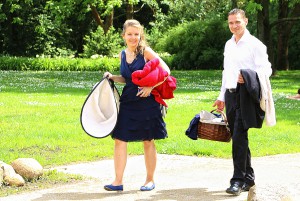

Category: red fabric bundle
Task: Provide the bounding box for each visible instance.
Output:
[131,58,176,106]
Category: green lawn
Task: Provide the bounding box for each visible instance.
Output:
[0,70,299,168]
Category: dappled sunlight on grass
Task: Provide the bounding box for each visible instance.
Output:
[0,71,103,93]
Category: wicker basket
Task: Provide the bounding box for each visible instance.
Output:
[198,110,231,142]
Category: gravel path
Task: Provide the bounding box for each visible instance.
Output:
[1,154,300,201]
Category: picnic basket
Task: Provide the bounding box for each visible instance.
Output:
[198,109,231,142]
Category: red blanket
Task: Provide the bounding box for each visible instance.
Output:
[131,58,176,106]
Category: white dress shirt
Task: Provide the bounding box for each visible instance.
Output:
[217,29,272,101]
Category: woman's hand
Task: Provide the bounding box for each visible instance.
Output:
[136,86,153,97]
[103,72,113,79]
[104,73,126,84]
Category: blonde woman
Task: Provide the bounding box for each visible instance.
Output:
[103,19,170,191]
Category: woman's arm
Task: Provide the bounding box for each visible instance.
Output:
[144,47,171,75]
[111,75,126,83]
[103,52,126,84]
[103,72,126,84]
[137,47,170,97]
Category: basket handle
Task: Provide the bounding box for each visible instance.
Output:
[210,109,228,124]
[210,109,231,134]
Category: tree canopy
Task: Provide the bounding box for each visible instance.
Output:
[0,0,299,70]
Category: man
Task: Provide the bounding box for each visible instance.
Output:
[213,8,272,196]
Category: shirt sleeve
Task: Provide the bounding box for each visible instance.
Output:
[254,41,272,77]
[217,43,229,102]
[217,70,226,102]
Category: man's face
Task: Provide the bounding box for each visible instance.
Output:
[228,13,248,37]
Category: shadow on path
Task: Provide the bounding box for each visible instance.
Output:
[31,188,242,201]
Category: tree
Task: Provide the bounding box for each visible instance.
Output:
[47,0,122,34]
[47,0,159,54]
[272,0,300,70]
[0,0,49,56]
[244,0,300,71]
[253,0,273,70]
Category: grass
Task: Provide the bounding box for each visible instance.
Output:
[0,169,87,197]
[0,70,299,196]
[0,70,299,166]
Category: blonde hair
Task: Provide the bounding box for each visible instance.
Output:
[122,19,147,55]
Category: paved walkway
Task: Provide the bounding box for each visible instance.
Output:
[1,154,300,201]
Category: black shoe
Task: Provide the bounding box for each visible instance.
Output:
[242,182,255,191]
[226,182,242,196]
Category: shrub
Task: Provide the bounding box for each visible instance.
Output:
[81,27,123,58]
[0,57,120,71]
[155,19,231,70]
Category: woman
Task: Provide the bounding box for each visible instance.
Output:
[103,19,170,192]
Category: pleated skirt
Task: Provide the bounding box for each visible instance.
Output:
[111,96,167,142]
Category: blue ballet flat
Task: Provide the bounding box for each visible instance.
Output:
[104,184,123,191]
[140,182,155,191]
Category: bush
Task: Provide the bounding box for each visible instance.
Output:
[81,27,123,58]
[0,57,120,71]
[155,19,231,70]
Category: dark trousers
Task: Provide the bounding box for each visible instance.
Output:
[225,90,255,186]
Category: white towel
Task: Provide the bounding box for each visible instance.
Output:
[257,72,276,126]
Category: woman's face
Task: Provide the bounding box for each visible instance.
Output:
[123,26,141,49]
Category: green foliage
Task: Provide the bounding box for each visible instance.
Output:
[45,0,122,22]
[33,13,75,57]
[155,19,231,70]
[245,0,263,14]
[0,0,75,57]
[0,0,300,70]
[0,57,120,71]
[82,27,123,58]
[150,0,229,33]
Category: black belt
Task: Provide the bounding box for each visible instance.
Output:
[227,88,236,93]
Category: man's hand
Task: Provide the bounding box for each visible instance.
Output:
[238,73,245,83]
[212,100,225,112]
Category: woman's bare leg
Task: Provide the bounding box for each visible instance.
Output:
[111,139,127,185]
[143,140,157,185]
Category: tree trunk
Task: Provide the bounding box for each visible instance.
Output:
[104,12,114,34]
[255,0,274,73]
[126,1,134,19]
[90,4,114,34]
[231,0,238,9]
[276,0,289,70]
[276,1,300,70]
[90,5,104,28]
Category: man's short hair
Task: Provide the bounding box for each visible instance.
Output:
[228,8,246,18]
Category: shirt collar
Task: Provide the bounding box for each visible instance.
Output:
[231,29,251,44]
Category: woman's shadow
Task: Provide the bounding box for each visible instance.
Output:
[31,187,244,201]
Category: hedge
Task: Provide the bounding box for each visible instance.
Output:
[0,56,120,71]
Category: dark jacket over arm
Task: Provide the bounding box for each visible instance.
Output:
[239,69,265,129]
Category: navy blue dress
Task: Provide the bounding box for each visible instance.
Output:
[112,50,167,142]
